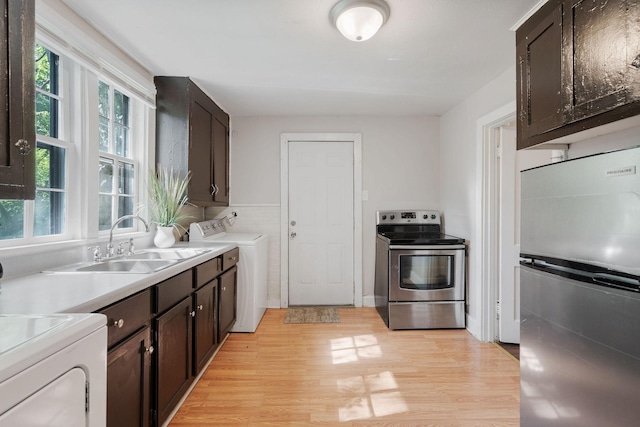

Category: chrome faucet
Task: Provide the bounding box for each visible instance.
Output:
[107,215,150,257]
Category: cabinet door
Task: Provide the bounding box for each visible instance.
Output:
[218,266,237,341]
[107,326,152,427]
[188,96,215,204]
[155,297,193,426]
[212,116,229,204]
[0,0,35,199]
[194,279,218,374]
[563,0,634,121]
[516,1,564,148]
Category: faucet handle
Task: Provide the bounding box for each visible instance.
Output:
[128,237,135,255]
[87,246,102,262]
[116,241,130,256]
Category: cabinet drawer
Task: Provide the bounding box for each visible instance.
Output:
[222,247,240,271]
[194,257,222,289]
[155,270,193,314]
[98,289,151,349]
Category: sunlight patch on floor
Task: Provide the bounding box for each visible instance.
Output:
[336,370,408,421]
[330,334,382,364]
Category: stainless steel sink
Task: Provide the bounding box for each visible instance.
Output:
[125,248,209,261]
[43,247,210,274]
[75,259,177,273]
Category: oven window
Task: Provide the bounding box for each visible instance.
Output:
[399,255,453,290]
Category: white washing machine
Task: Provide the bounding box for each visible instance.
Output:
[190,220,268,332]
[0,313,107,426]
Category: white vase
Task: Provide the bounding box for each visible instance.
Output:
[154,226,176,248]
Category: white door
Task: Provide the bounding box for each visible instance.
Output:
[498,125,520,343]
[288,141,354,306]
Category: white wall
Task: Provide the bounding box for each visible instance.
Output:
[206,116,441,307]
[439,66,517,337]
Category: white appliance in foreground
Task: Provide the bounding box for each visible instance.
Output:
[190,220,268,332]
[0,313,107,426]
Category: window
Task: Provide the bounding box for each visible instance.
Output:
[98,81,136,231]
[0,27,152,249]
[0,44,65,241]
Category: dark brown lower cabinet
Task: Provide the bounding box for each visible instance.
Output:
[155,297,193,426]
[106,326,152,427]
[194,279,218,375]
[218,265,237,341]
[101,250,238,426]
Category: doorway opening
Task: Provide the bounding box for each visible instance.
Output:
[280,133,363,308]
[477,102,518,344]
[478,102,557,345]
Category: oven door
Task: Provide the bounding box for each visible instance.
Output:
[388,246,465,302]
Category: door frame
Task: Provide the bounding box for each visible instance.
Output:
[280,133,363,308]
[476,102,516,342]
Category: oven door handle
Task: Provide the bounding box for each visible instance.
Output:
[388,244,466,251]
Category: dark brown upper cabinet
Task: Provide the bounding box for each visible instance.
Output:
[517,1,564,147]
[155,76,229,206]
[563,0,640,122]
[0,0,36,199]
[516,0,640,149]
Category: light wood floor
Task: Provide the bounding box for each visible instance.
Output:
[170,308,520,426]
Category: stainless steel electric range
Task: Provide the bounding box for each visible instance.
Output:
[374,210,466,329]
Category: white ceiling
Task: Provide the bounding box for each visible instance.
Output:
[60,0,541,117]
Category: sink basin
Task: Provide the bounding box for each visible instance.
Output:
[44,259,178,274]
[75,259,177,273]
[125,248,209,261]
[42,247,210,274]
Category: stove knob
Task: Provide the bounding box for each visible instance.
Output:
[431,214,436,219]
[423,214,428,219]
[383,215,388,220]
[390,215,395,220]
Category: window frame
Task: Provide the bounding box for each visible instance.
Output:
[0,35,154,252]
[97,79,140,234]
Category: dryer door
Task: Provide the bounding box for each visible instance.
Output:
[0,367,87,426]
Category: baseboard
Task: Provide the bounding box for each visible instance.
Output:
[268,298,282,309]
[362,295,375,307]
[466,314,482,340]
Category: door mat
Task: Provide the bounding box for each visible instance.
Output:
[284,307,341,324]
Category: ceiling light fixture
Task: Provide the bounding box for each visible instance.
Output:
[330,0,390,42]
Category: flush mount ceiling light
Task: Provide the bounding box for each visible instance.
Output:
[330,0,390,42]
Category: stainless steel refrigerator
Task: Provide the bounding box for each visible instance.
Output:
[520,146,640,427]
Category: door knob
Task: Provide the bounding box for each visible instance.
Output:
[290,232,297,239]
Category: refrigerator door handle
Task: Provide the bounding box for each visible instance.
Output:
[591,274,640,293]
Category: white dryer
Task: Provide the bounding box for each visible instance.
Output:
[190,220,268,332]
[0,313,107,426]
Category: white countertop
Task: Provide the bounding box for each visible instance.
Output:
[0,242,237,315]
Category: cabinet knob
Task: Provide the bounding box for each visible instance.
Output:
[222,286,226,291]
[15,139,31,155]
[190,310,196,317]
[111,318,125,328]
[198,304,204,311]
[145,345,154,355]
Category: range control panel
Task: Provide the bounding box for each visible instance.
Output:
[376,210,441,225]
